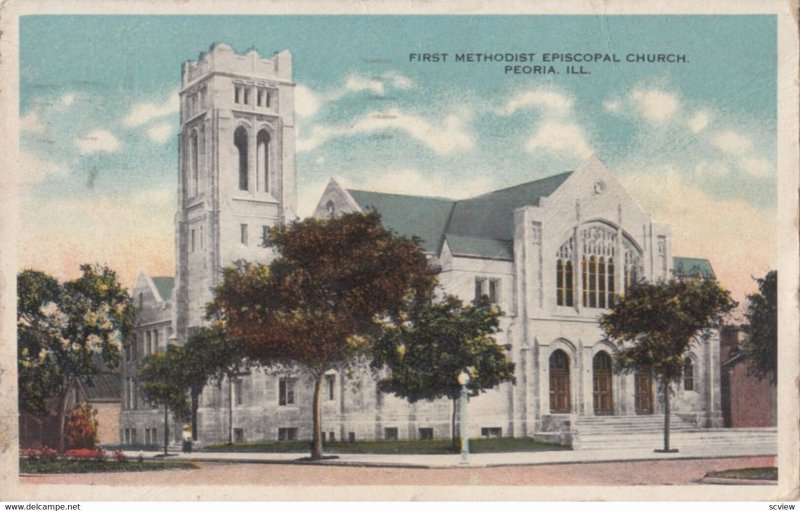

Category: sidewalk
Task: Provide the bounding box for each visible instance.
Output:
[122,441,776,469]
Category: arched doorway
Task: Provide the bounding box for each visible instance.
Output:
[634,371,654,414]
[549,350,570,413]
[592,352,614,415]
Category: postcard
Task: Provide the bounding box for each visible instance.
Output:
[1,0,797,504]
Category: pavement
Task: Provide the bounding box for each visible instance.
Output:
[121,441,777,469]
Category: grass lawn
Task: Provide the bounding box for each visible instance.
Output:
[706,467,778,481]
[20,458,198,474]
[204,437,568,454]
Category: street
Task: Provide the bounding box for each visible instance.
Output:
[21,456,774,486]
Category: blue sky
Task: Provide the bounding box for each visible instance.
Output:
[18,15,777,304]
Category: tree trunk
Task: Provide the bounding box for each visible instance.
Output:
[663,377,671,452]
[451,397,458,446]
[191,386,199,441]
[311,372,324,460]
[164,405,169,456]
[228,376,233,445]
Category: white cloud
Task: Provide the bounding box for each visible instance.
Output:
[740,157,771,178]
[694,161,730,177]
[295,84,321,117]
[603,98,623,114]
[123,92,179,127]
[629,89,679,123]
[712,130,754,155]
[525,120,593,158]
[497,90,573,116]
[297,108,474,155]
[344,75,386,96]
[61,94,76,108]
[18,152,70,185]
[688,110,709,133]
[75,129,121,155]
[20,109,44,133]
[146,123,174,143]
[622,168,774,305]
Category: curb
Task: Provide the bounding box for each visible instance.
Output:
[699,476,777,486]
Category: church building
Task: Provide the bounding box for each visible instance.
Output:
[120,43,722,449]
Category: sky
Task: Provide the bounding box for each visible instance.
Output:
[18,15,777,308]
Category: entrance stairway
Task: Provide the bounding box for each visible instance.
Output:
[572,415,776,453]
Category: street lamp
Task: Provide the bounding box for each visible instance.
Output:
[457,370,471,465]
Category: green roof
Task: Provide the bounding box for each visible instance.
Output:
[347,190,455,253]
[673,257,715,279]
[151,276,175,302]
[347,172,572,260]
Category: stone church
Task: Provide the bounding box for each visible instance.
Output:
[120,43,722,449]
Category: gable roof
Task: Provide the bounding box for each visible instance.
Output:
[151,276,175,302]
[346,171,572,260]
[673,257,715,279]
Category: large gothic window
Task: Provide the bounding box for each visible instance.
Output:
[555,224,643,309]
[256,130,270,193]
[235,126,248,191]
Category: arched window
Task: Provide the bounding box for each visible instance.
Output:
[556,236,574,306]
[580,225,616,309]
[325,200,335,218]
[256,130,270,193]
[234,126,248,191]
[190,131,199,197]
[549,350,570,413]
[683,358,695,391]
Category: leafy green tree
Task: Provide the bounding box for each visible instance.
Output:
[17,270,62,416]
[372,294,515,442]
[138,345,191,455]
[743,270,777,384]
[600,278,735,452]
[209,211,434,459]
[181,325,246,443]
[17,265,134,451]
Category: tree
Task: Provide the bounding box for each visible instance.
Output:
[743,270,777,384]
[372,294,515,443]
[181,325,246,443]
[209,211,434,459]
[64,402,99,450]
[138,345,191,455]
[599,278,735,452]
[17,265,134,451]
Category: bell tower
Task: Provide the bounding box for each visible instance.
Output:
[174,43,296,342]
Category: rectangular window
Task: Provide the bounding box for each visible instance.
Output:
[257,89,264,107]
[279,378,296,406]
[488,278,500,304]
[200,226,204,249]
[145,428,151,445]
[234,428,244,443]
[145,331,152,355]
[191,228,196,252]
[474,277,486,302]
[348,432,356,442]
[329,431,335,442]
[153,330,159,353]
[234,85,241,104]
[481,427,502,438]
[326,374,335,401]
[131,428,137,445]
[124,428,130,445]
[243,87,250,105]
[151,428,157,445]
[384,427,398,440]
[278,427,297,441]
[262,225,270,247]
[418,428,434,440]
[240,224,248,246]
[234,379,243,406]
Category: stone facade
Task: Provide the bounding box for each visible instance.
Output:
[121,43,723,448]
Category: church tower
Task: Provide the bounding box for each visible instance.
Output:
[174,43,296,342]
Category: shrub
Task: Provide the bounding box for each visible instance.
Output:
[113,450,127,463]
[64,402,99,450]
[65,448,105,460]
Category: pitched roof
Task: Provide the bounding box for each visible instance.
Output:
[673,257,715,279]
[151,276,175,302]
[346,172,572,259]
[82,372,121,402]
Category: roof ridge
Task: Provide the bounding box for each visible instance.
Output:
[347,188,456,203]
[458,171,573,202]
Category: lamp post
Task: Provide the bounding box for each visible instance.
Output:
[457,370,470,465]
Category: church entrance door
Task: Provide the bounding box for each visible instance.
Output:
[592,352,614,415]
[549,350,570,413]
[634,372,654,414]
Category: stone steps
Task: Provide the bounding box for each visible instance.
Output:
[573,427,777,451]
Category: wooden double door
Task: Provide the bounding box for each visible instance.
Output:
[592,352,614,415]
[635,371,654,414]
